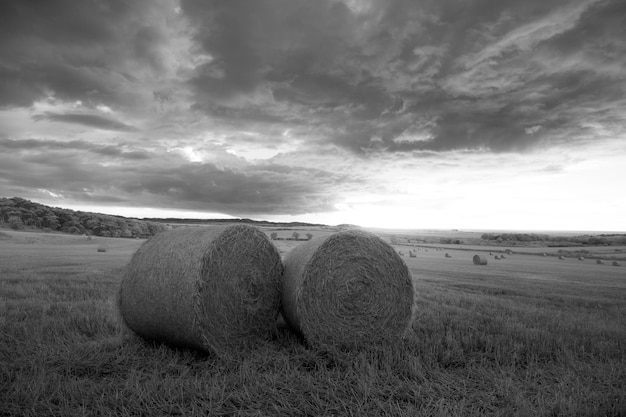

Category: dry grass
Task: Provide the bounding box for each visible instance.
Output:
[2,228,626,416]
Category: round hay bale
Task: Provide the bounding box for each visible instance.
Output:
[97,244,108,253]
[473,255,488,265]
[596,259,603,264]
[494,255,500,260]
[612,261,621,267]
[445,253,451,258]
[558,255,565,260]
[118,225,282,356]
[578,256,585,261]
[281,230,414,349]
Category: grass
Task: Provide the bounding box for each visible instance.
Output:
[1,229,626,416]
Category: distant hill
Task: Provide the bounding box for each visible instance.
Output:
[0,197,328,238]
[0,197,166,238]
[144,217,326,228]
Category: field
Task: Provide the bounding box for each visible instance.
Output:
[1,227,626,416]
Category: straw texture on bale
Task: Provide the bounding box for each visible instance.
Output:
[473,255,488,265]
[118,225,282,356]
[281,230,414,349]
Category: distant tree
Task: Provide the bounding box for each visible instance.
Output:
[292,232,300,240]
[306,233,313,240]
[8,216,24,230]
[270,232,278,240]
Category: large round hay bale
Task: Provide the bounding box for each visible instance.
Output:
[281,230,414,349]
[118,225,282,356]
[473,255,488,265]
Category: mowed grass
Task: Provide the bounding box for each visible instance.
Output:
[1,230,626,416]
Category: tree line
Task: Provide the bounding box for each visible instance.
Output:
[0,197,166,238]
[480,232,626,246]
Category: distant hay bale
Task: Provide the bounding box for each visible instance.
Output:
[578,256,585,261]
[473,255,488,265]
[500,255,506,259]
[596,259,603,264]
[612,261,621,267]
[558,255,565,260]
[445,253,451,258]
[542,253,547,257]
[409,251,417,258]
[118,225,283,356]
[281,230,414,349]
[97,244,108,253]
[489,252,493,255]
[494,255,500,260]
[505,249,513,255]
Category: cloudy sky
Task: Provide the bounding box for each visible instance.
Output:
[1,0,625,231]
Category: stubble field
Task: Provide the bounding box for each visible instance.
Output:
[1,227,625,416]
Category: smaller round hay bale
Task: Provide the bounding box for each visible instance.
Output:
[578,256,585,261]
[445,253,451,258]
[281,230,413,349]
[558,255,565,260]
[473,255,488,265]
[613,261,621,267]
[505,249,513,255]
[501,255,506,259]
[494,255,500,260]
[97,244,108,253]
[596,259,603,264]
[489,252,493,255]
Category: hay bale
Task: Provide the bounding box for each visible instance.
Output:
[558,255,565,260]
[596,259,603,264]
[118,225,282,356]
[281,230,414,349]
[494,255,500,260]
[613,261,621,267]
[473,255,488,265]
[578,256,585,261]
[445,253,451,258]
[97,244,108,253]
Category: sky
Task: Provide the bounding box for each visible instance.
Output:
[1,0,625,231]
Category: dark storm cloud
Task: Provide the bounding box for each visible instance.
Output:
[0,0,172,109]
[33,112,139,132]
[180,0,626,153]
[0,138,345,215]
[0,138,149,160]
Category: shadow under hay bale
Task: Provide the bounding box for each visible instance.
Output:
[472,255,488,265]
[118,225,283,357]
[281,230,414,350]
